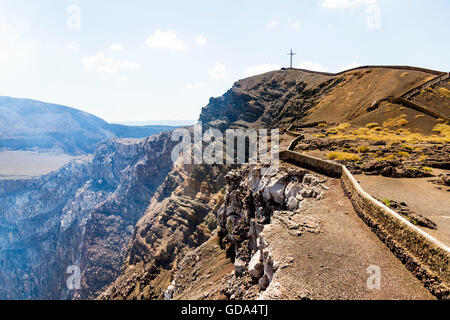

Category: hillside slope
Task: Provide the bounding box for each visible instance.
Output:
[100,66,448,300]
[200,66,448,133]
[0,66,448,300]
[0,96,176,154]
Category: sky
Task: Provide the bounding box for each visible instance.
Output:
[0,0,449,123]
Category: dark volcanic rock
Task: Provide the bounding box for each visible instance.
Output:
[0,133,176,299]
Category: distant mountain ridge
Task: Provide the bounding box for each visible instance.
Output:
[0,96,177,154]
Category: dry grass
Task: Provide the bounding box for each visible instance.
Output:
[357,146,370,153]
[433,123,450,136]
[438,87,450,98]
[327,123,351,135]
[397,151,410,158]
[366,123,379,129]
[327,151,360,161]
[325,123,450,144]
[383,114,409,128]
[376,154,397,162]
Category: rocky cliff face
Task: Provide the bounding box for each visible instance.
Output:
[1,67,445,300]
[199,70,335,129]
[0,133,176,299]
[98,161,232,300]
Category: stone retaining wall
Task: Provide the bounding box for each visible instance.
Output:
[392,97,450,122]
[341,167,450,299]
[402,72,450,100]
[280,148,450,299]
[280,150,342,178]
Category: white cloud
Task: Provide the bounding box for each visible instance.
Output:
[185,82,206,89]
[297,61,328,72]
[82,53,141,75]
[322,0,381,30]
[195,35,207,46]
[321,0,376,9]
[338,62,362,72]
[67,42,80,51]
[110,44,124,51]
[209,63,227,80]
[267,21,278,28]
[146,30,187,52]
[244,63,281,77]
[0,20,39,67]
[291,21,302,32]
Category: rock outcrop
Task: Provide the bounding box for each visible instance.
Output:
[214,165,326,299]
[0,133,176,299]
[98,162,231,300]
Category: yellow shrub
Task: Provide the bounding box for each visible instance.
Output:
[376,154,397,161]
[401,144,414,150]
[366,123,379,129]
[357,146,370,153]
[433,124,450,137]
[383,114,409,128]
[397,151,410,158]
[327,152,360,161]
[327,123,351,134]
[439,87,450,98]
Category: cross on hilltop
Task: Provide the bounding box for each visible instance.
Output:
[287,49,296,69]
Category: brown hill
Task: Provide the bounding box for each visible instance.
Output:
[200,66,449,134]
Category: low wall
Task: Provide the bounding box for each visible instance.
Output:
[341,167,450,299]
[392,97,450,122]
[401,72,449,99]
[280,150,342,178]
[286,135,304,152]
[280,147,450,299]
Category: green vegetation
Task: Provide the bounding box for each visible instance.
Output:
[382,199,392,208]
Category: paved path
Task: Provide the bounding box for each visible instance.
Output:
[264,166,435,299]
[356,174,450,246]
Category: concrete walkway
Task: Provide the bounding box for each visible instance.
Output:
[263,166,435,299]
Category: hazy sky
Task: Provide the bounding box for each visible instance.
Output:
[0,0,449,123]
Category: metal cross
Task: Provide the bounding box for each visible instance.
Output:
[287,49,296,69]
